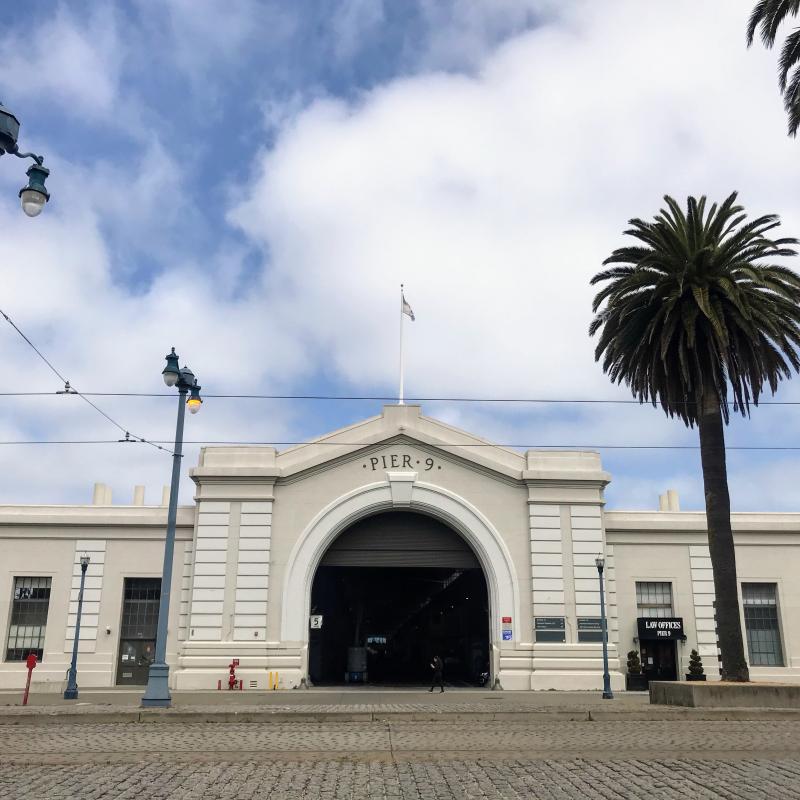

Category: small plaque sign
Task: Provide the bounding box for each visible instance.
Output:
[535,617,565,630]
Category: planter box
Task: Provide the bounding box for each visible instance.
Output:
[686,674,706,682]
[626,674,649,692]
[650,681,800,708]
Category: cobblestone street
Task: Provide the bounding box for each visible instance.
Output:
[2,719,800,798]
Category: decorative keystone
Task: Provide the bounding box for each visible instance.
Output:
[386,471,417,507]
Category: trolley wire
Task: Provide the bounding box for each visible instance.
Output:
[0,391,798,405]
[0,439,796,451]
[0,308,172,455]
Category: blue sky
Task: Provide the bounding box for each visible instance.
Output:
[0,0,799,510]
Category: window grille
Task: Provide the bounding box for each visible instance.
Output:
[742,583,783,667]
[6,577,52,661]
[120,578,161,639]
[635,581,674,618]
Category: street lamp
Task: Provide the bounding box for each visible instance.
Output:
[141,348,202,708]
[595,555,614,700]
[0,102,50,217]
[64,555,90,700]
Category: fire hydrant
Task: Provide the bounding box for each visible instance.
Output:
[228,658,239,690]
[22,652,37,705]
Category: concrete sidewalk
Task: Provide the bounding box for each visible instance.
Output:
[2,688,800,723]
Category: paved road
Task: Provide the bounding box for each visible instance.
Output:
[2,719,800,798]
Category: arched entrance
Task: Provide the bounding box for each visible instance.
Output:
[280,477,521,688]
[308,511,490,685]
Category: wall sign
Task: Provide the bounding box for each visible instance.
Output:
[364,454,441,471]
[502,617,512,624]
[535,616,565,643]
[535,617,564,630]
[577,617,604,643]
[502,630,513,641]
[637,617,684,640]
[310,615,324,630]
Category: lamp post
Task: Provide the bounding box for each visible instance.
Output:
[64,555,90,700]
[0,102,50,217]
[141,348,202,708]
[595,555,614,700]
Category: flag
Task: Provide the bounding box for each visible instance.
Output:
[402,293,415,321]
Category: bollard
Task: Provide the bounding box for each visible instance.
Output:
[217,679,221,691]
[239,678,243,690]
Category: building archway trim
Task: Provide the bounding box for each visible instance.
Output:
[280,478,521,647]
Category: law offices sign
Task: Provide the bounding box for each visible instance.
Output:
[637,617,685,641]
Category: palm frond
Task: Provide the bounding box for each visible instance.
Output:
[590,193,800,426]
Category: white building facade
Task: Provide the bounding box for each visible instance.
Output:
[1,405,798,692]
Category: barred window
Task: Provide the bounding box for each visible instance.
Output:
[6,577,52,661]
[636,582,674,618]
[742,583,783,667]
[120,578,161,640]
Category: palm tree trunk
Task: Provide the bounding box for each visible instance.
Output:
[697,388,750,682]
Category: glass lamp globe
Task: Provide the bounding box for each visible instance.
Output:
[20,188,46,217]
[162,371,179,387]
[187,396,202,414]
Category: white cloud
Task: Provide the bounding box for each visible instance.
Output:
[0,7,123,116]
[230,0,800,508]
[0,0,799,513]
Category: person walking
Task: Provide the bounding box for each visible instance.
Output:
[429,655,444,693]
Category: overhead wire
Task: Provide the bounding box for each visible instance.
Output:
[0,308,172,455]
[0,439,795,450]
[0,391,797,405]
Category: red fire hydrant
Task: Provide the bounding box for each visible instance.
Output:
[22,652,37,706]
[228,658,239,690]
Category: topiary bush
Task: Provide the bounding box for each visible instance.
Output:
[688,649,704,677]
[627,649,642,675]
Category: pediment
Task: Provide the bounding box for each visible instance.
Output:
[191,404,609,488]
[275,405,525,482]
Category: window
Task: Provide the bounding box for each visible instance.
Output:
[636,582,674,618]
[742,583,783,667]
[6,577,52,661]
[120,578,161,640]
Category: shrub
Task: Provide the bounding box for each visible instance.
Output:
[627,649,642,675]
[688,649,704,677]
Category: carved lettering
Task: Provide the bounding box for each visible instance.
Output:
[363,453,440,472]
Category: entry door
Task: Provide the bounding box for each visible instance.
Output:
[117,639,155,685]
[640,640,677,681]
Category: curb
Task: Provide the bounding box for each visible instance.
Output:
[2,707,800,725]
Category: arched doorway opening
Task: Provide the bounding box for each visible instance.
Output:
[308,510,490,686]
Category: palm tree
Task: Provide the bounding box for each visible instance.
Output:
[590,192,800,682]
[747,0,800,136]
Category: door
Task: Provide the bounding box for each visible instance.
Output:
[116,577,161,685]
[116,639,155,685]
[640,640,677,682]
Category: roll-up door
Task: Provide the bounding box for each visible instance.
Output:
[320,511,478,568]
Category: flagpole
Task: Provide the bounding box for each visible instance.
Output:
[399,283,405,405]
